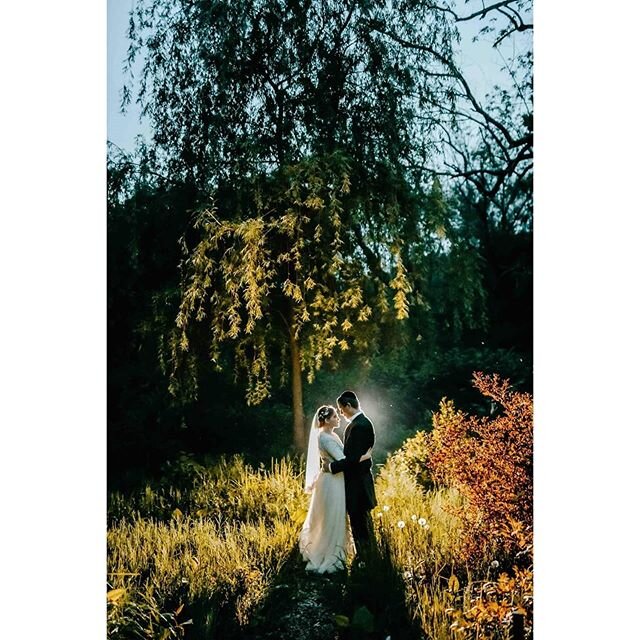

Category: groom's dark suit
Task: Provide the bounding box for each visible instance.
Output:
[328,412,377,554]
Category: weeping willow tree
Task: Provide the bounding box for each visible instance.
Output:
[171,153,412,449]
[122,0,471,449]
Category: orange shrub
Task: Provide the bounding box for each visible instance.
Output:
[426,372,533,560]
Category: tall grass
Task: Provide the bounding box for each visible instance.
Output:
[108,517,299,636]
[370,456,469,639]
[370,455,531,640]
[108,455,307,525]
[107,456,307,638]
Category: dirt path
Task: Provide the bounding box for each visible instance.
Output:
[243,557,346,640]
[239,546,421,640]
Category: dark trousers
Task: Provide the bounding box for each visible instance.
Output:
[347,507,374,557]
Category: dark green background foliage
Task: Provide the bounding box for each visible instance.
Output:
[108,0,532,489]
[108,170,531,486]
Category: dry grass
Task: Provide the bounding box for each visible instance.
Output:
[107,456,307,638]
[108,409,532,640]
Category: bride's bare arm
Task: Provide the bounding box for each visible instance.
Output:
[359,447,372,462]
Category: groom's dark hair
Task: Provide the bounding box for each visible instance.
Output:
[337,390,359,409]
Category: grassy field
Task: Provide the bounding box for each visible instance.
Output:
[108,458,531,639]
[108,377,532,639]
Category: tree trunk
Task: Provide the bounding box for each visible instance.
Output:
[289,322,305,452]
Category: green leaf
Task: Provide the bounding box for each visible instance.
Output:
[334,614,350,628]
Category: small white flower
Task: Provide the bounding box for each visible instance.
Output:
[418,518,427,526]
[411,514,418,521]
[403,571,413,580]
[397,520,406,529]
[383,505,390,512]
[490,560,499,569]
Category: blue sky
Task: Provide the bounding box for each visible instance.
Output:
[108,0,143,150]
[107,0,530,151]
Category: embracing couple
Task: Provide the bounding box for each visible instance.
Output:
[298,390,378,573]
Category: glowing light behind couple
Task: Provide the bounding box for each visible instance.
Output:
[307,389,392,449]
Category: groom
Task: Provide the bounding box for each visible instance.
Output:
[323,390,377,557]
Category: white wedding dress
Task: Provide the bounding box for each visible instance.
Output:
[299,431,354,573]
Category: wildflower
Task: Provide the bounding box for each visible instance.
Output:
[383,505,390,512]
[418,517,427,526]
[411,514,418,521]
[403,571,413,580]
[376,512,383,519]
[490,560,499,569]
[397,520,406,529]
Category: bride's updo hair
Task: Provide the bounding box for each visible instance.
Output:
[316,405,336,426]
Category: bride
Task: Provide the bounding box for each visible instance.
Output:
[299,405,371,573]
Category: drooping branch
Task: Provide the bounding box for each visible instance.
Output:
[491,4,533,48]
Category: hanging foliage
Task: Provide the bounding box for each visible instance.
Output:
[170,152,412,406]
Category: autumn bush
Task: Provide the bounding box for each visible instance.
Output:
[410,371,533,561]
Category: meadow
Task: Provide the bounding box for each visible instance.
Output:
[107,374,532,639]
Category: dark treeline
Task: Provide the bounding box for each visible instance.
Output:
[108,0,532,489]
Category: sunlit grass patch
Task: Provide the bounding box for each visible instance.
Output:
[108,455,308,525]
[374,455,467,569]
[107,455,308,638]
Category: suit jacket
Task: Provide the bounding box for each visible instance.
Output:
[330,413,378,513]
